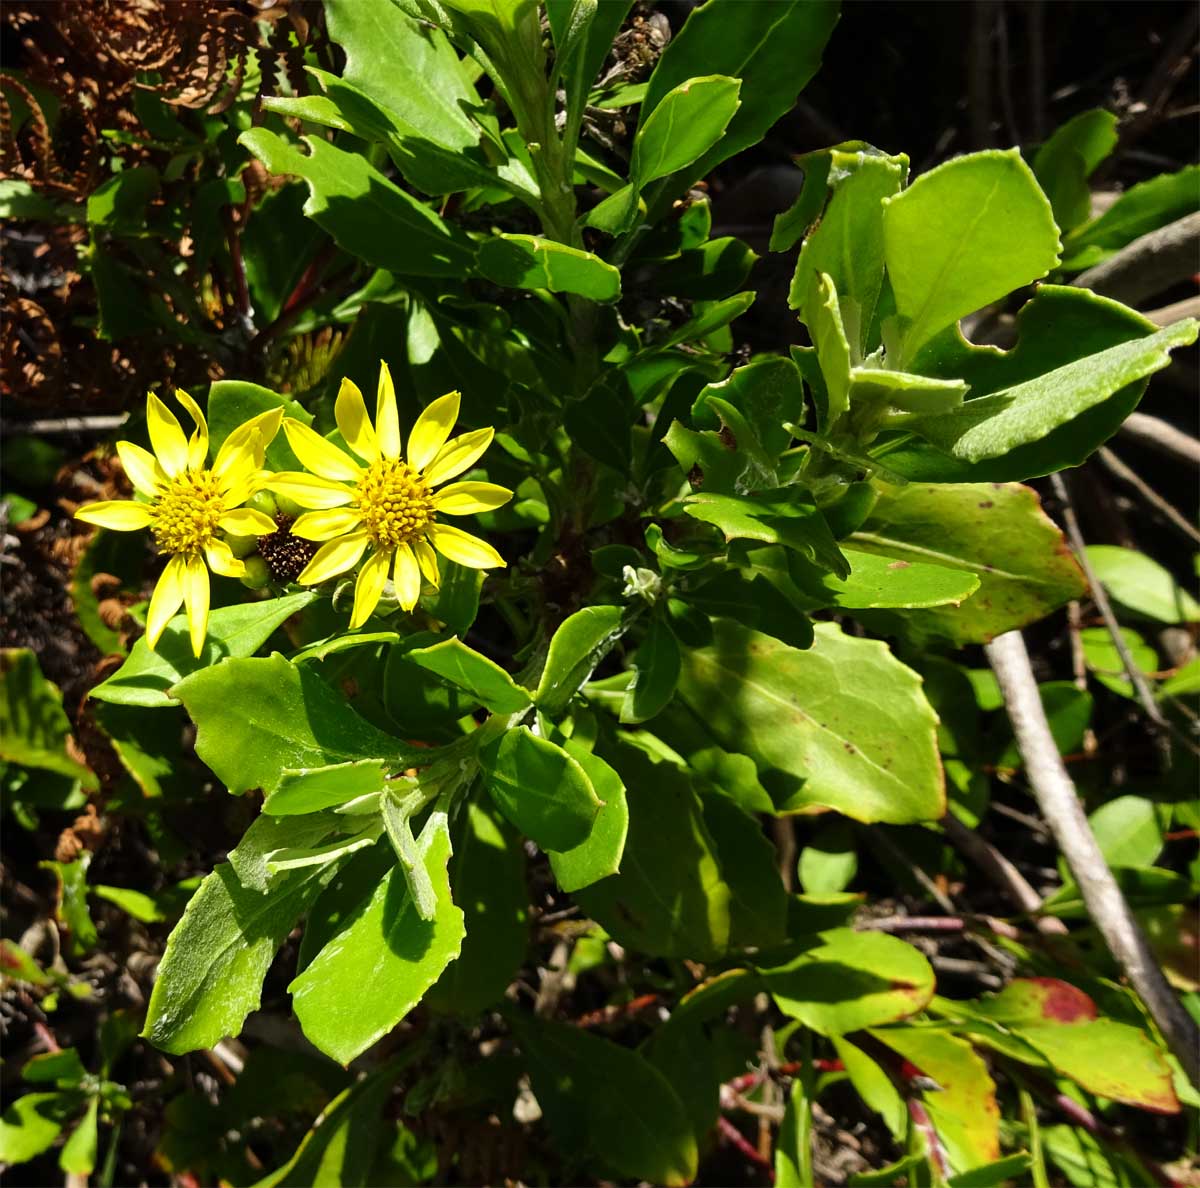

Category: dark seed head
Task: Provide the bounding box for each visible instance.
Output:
[256,515,319,584]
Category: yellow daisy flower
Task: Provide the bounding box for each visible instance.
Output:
[267,362,511,629]
[75,390,284,657]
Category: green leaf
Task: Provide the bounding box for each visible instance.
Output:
[535,605,624,718]
[646,235,758,301]
[909,319,1198,463]
[883,149,1061,365]
[477,234,621,301]
[58,1096,98,1175]
[574,739,731,958]
[547,740,629,892]
[427,801,527,1015]
[798,821,858,894]
[289,817,465,1064]
[762,929,934,1034]
[379,792,438,920]
[870,1027,1001,1173]
[406,637,532,713]
[1041,1125,1122,1188]
[850,367,968,415]
[631,75,741,186]
[90,884,174,924]
[207,382,313,472]
[94,703,193,798]
[511,1014,698,1186]
[0,649,95,787]
[972,977,1098,1026]
[1016,1020,1179,1113]
[849,482,1086,647]
[478,725,601,851]
[620,618,681,724]
[948,1154,1034,1188]
[1085,545,1200,624]
[788,149,908,353]
[678,619,945,824]
[0,1093,68,1164]
[662,290,756,347]
[692,356,806,460]
[832,1037,906,1140]
[1062,164,1200,269]
[787,546,981,610]
[1032,108,1118,234]
[887,286,1158,482]
[239,129,475,278]
[87,165,159,229]
[640,0,838,193]
[807,273,853,426]
[1040,866,1194,918]
[775,1077,810,1188]
[1086,796,1164,869]
[41,858,98,957]
[143,862,333,1054]
[429,560,483,635]
[264,760,390,816]
[251,1062,401,1188]
[324,0,480,149]
[173,654,405,795]
[683,488,849,578]
[1081,625,1157,700]
[23,1049,88,1086]
[90,593,316,708]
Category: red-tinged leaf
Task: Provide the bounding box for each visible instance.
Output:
[974,977,1098,1025]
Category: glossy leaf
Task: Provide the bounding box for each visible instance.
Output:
[207,381,312,472]
[535,605,624,718]
[290,817,465,1064]
[678,619,945,824]
[787,546,981,610]
[547,740,629,892]
[973,977,1098,1026]
[406,637,532,713]
[691,355,806,459]
[871,1027,1001,1173]
[620,618,681,724]
[0,1093,67,1164]
[1032,108,1118,234]
[631,75,741,185]
[850,482,1086,647]
[511,1013,698,1186]
[909,319,1198,463]
[263,760,390,816]
[478,726,601,851]
[174,654,406,795]
[574,740,731,958]
[641,0,838,192]
[58,1096,98,1175]
[477,234,621,301]
[240,129,475,278]
[427,801,527,1015]
[1085,545,1200,624]
[762,929,934,1034]
[143,862,333,1054]
[90,592,316,708]
[0,649,95,787]
[1086,796,1163,869]
[883,150,1060,366]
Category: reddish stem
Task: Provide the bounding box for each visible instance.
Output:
[717,1115,775,1181]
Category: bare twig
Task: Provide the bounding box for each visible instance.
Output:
[968,0,998,149]
[941,813,1069,936]
[7,415,129,435]
[1095,448,1200,545]
[1072,212,1200,306]
[1145,294,1200,328]
[1119,413,1200,466]
[985,629,1200,1087]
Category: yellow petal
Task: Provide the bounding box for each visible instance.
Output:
[145,554,187,650]
[392,542,422,611]
[413,537,440,586]
[146,391,190,477]
[335,377,379,464]
[351,547,391,629]
[375,361,402,460]
[183,552,210,658]
[218,508,277,536]
[430,523,505,569]
[291,507,364,541]
[297,531,370,585]
[175,388,210,471]
[215,407,284,476]
[422,427,495,487]
[407,390,460,472]
[282,420,363,482]
[267,472,355,509]
[74,500,153,531]
[205,539,246,578]
[431,481,512,516]
[116,441,167,497]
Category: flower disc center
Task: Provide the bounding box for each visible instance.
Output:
[151,471,225,554]
[355,459,434,549]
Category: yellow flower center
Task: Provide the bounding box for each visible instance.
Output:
[354,458,434,549]
[150,470,225,555]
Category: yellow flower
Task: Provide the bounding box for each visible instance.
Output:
[267,362,511,629]
[75,390,284,657]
